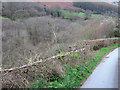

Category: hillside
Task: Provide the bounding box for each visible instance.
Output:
[73,2,118,14]
[2,2,118,21]
[40,2,78,9]
[1,2,120,88]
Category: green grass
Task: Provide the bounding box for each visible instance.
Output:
[61,10,85,19]
[29,43,119,88]
[61,10,79,19]
[88,43,118,70]
[0,16,15,21]
[91,14,102,18]
[61,10,101,19]
[78,12,85,18]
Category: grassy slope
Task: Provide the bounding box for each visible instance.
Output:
[0,16,15,21]
[0,10,102,21]
[61,10,102,19]
[30,43,119,88]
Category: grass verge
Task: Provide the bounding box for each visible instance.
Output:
[29,43,119,88]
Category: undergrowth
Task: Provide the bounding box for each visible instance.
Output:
[29,43,119,88]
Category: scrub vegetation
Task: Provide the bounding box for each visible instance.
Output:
[1,2,120,88]
[30,43,119,88]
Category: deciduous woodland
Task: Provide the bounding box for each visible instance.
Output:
[1,2,120,88]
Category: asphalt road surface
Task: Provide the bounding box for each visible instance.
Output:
[81,47,119,88]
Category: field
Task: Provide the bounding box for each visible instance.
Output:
[61,10,102,19]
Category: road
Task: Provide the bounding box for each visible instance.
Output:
[81,47,119,88]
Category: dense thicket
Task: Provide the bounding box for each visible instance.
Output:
[2,2,46,20]
[2,2,119,69]
[2,16,118,68]
[73,2,118,15]
[2,2,63,20]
